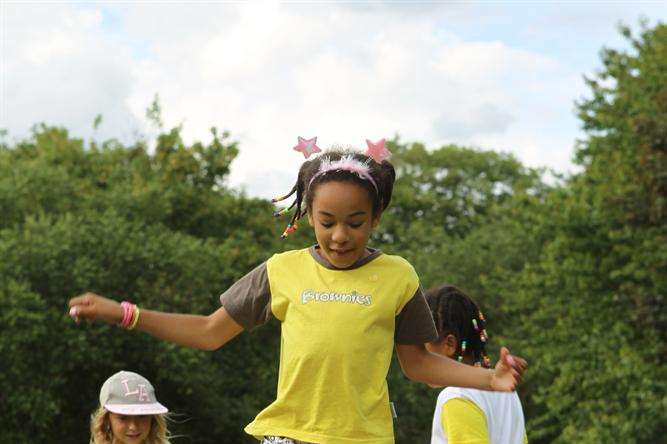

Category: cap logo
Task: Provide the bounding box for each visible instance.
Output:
[121,378,150,401]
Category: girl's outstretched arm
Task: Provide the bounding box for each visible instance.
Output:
[395,343,527,391]
[68,292,244,351]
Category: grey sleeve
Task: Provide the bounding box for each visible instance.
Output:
[219,262,272,330]
[395,286,439,344]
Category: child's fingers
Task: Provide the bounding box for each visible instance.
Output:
[499,346,515,368]
[69,292,96,308]
[68,294,89,323]
[500,375,517,392]
[507,355,528,378]
[69,294,125,325]
[513,356,528,373]
[69,302,96,320]
[68,306,80,324]
[68,292,105,322]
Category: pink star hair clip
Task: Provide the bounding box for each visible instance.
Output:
[293,136,321,159]
[365,138,391,163]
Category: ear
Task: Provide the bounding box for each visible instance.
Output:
[442,334,458,358]
[307,212,314,227]
[425,334,457,358]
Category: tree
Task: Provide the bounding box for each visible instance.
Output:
[503,22,667,443]
[0,124,283,442]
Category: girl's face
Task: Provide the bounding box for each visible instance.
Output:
[308,180,379,269]
[108,413,151,444]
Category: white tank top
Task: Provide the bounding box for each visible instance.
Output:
[430,387,526,444]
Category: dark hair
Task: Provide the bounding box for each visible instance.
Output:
[425,285,491,368]
[273,149,396,237]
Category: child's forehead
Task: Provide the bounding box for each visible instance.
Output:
[311,180,374,212]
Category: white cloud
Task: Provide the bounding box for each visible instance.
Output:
[5,1,642,198]
[433,104,515,140]
[3,3,140,142]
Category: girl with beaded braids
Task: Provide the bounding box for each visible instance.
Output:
[69,137,526,444]
[425,285,528,444]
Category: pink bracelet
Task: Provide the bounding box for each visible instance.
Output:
[119,301,136,328]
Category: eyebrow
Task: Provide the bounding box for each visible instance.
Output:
[318,210,367,218]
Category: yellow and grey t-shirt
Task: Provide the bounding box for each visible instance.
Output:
[220,246,437,443]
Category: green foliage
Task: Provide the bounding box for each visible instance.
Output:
[377,138,550,336]
[502,22,667,443]
[93,114,103,130]
[0,278,53,441]
[0,123,282,443]
[379,140,543,241]
[146,94,164,129]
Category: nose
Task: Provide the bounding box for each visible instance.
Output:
[127,418,138,431]
[331,224,349,243]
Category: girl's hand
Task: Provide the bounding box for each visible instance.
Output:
[490,347,528,391]
[68,292,123,325]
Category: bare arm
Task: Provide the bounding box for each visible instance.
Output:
[395,343,526,392]
[69,292,244,351]
[137,305,243,350]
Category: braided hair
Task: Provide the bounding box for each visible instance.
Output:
[425,285,491,368]
[272,149,396,238]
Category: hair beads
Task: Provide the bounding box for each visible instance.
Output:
[281,223,298,239]
[273,207,290,217]
[458,340,467,362]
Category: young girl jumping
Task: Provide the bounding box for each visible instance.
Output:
[426,285,528,444]
[90,370,170,444]
[70,138,527,444]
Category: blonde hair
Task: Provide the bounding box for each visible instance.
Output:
[89,406,171,444]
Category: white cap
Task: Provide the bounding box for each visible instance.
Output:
[99,371,168,415]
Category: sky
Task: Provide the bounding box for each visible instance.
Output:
[2,1,666,198]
